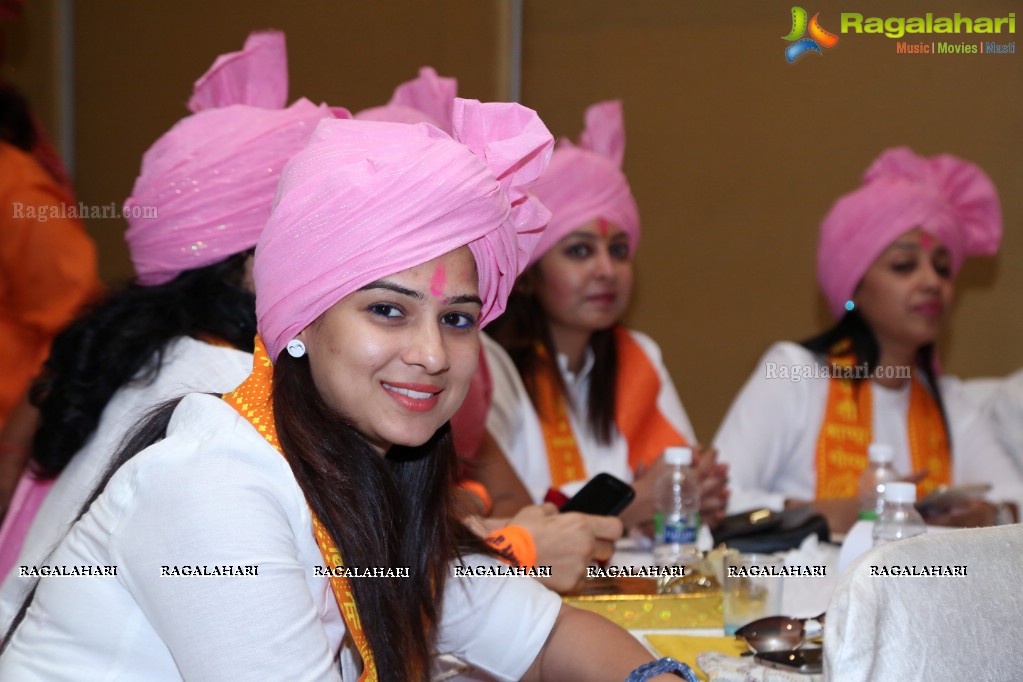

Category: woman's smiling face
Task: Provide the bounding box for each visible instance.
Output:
[297,247,481,453]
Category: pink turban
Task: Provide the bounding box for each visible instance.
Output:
[255,98,554,362]
[528,100,639,265]
[354,66,456,133]
[124,31,341,286]
[818,146,1002,318]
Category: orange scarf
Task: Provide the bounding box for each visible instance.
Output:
[222,337,377,681]
[814,352,951,500]
[535,327,687,489]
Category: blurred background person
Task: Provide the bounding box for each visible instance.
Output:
[485,100,729,532]
[714,147,1022,532]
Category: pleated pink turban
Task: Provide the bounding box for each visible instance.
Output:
[354,66,456,133]
[818,146,1002,318]
[528,99,639,265]
[124,31,340,286]
[255,99,554,362]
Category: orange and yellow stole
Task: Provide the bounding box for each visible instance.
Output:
[814,351,951,500]
[223,336,377,682]
[534,327,688,489]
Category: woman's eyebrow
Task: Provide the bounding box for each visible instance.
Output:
[358,280,423,300]
[445,294,483,306]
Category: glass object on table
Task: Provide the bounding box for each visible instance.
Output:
[653,446,701,568]
[722,553,784,635]
[857,442,900,521]
[871,482,926,546]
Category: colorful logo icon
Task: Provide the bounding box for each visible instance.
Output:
[783,7,839,62]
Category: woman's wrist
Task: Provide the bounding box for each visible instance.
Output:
[624,657,698,682]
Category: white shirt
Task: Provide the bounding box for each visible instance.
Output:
[485,330,697,502]
[0,393,561,680]
[0,337,253,630]
[964,369,1023,476]
[713,341,1023,513]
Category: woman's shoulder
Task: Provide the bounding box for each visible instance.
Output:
[615,327,667,365]
[758,340,818,365]
[161,337,254,381]
[110,394,300,510]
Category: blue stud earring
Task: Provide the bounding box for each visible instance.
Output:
[844,300,855,312]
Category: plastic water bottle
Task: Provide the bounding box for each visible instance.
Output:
[872,482,927,546]
[653,446,701,566]
[857,443,901,520]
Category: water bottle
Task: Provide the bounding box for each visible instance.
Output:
[872,482,927,546]
[857,443,901,520]
[653,446,701,566]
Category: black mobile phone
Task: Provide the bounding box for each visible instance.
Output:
[559,473,635,516]
[754,648,823,674]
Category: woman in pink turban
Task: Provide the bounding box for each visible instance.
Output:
[0,102,698,682]
[714,147,1022,532]
[355,70,626,597]
[0,30,337,622]
[485,100,730,533]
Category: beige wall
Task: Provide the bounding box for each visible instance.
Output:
[521,0,1022,438]
[8,0,1021,439]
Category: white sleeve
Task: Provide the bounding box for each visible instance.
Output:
[109,440,341,681]
[943,377,1023,511]
[987,370,1023,474]
[713,342,818,512]
[482,334,525,461]
[437,557,561,681]
[625,329,697,443]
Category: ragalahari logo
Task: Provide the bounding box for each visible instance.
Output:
[783,7,839,62]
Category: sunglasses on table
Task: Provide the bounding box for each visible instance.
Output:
[733,612,826,653]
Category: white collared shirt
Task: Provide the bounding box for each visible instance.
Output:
[485,330,697,501]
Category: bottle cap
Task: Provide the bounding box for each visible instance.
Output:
[664,446,692,466]
[868,443,895,464]
[883,482,917,504]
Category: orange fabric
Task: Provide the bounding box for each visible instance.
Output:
[533,346,587,488]
[223,337,377,681]
[0,142,100,426]
[534,328,688,489]
[613,327,689,471]
[485,524,538,569]
[457,479,493,516]
[815,352,951,500]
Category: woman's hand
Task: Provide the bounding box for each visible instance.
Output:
[471,503,624,593]
[786,497,860,534]
[921,499,999,528]
[506,503,623,593]
[693,445,729,529]
[622,444,729,531]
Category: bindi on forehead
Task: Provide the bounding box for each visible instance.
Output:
[597,218,611,238]
[919,232,935,250]
[429,264,447,297]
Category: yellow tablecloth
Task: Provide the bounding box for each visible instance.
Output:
[644,634,747,681]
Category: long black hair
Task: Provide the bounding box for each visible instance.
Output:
[488,265,619,444]
[273,352,491,680]
[801,308,951,441]
[30,250,256,478]
[6,356,491,679]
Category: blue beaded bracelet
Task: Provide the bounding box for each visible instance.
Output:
[624,657,699,682]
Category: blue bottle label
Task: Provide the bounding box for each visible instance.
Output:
[664,522,697,544]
